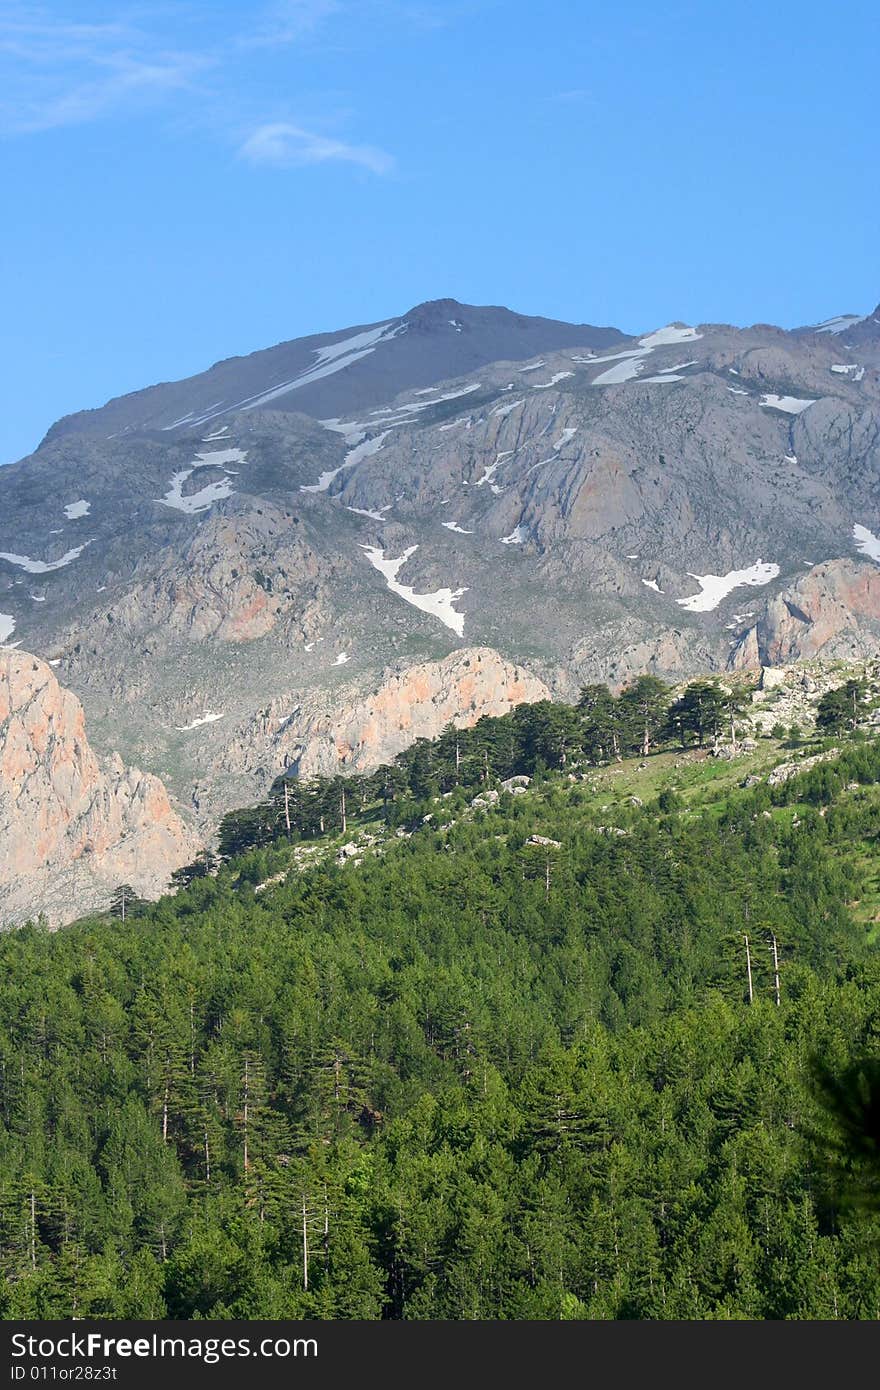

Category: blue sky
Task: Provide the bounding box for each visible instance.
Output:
[1,0,877,465]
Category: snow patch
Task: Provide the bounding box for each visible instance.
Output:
[347,505,390,522]
[159,471,234,514]
[175,712,224,732]
[395,383,482,414]
[831,363,865,381]
[172,323,404,430]
[641,578,663,593]
[642,357,700,384]
[320,418,368,446]
[490,399,524,418]
[191,447,247,470]
[333,653,351,666]
[475,452,510,488]
[361,544,467,636]
[853,524,880,563]
[157,447,247,514]
[727,387,749,396]
[302,431,389,494]
[0,613,15,644]
[760,394,816,415]
[0,542,92,574]
[553,427,577,450]
[639,325,703,348]
[64,500,90,520]
[677,560,780,612]
[590,350,651,385]
[811,314,867,335]
[441,521,474,535]
[500,524,527,545]
[342,432,391,469]
[590,329,702,388]
[532,371,574,389]
[239,323,403,413]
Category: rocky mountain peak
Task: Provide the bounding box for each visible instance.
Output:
[3,291,880,925]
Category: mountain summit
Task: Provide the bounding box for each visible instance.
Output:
[2,293,880,922]
[42,299,625,445]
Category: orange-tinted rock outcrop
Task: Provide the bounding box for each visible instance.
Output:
[1,651,196,927]
[730,560,880,668]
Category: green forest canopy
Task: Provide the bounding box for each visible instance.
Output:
[3,682,880,1319]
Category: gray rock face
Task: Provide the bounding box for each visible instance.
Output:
[1,295,879,852]
[42,299,625,444]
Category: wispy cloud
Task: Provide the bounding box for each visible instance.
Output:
[0,8,210,134]
[240,0,344,48]
[0,3,396,177]
[239,121,393,174]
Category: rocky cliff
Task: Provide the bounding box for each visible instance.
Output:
[209,647,551,794]
[730,559,880,668]
[295,647,550,776]
[0,652,196,927]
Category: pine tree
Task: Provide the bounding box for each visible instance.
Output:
[109,884,144,921]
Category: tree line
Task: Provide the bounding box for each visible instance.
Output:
[211,676,757,865]
[205,673,876,873]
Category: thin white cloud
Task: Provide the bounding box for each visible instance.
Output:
[0,4,395,178]
[239,121,394,173]
[240,0,344,47]
[13,56,208,134]
[0,8,210,134]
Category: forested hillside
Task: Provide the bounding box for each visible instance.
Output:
[3,710,880,1319]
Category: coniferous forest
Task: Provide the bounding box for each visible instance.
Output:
[3,684,880,1320]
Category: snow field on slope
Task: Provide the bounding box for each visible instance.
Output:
[676,561,780,612]
[361,544,467,636]
[157,447,248,514]
[760,395,816,415]
[175,712,225,732]
[853,524,880,563]
[0,542,93,573]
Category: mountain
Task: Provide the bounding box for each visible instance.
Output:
[0,650,195,925]
[794,301,880,346]
[42,298,624,444]
[1,293,879,918]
